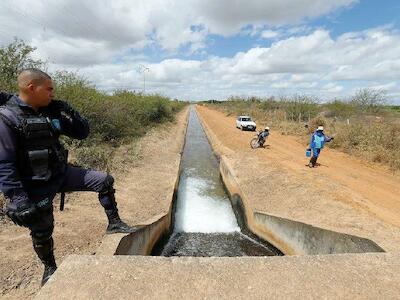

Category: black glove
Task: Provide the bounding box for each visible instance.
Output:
[6,201,40,227]
[48,100,75,116]
[0,91,13,104]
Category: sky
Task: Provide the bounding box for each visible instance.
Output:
[0,0,399,103]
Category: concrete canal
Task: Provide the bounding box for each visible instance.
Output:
[154,107,281,257]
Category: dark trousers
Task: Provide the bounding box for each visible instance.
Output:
[29,165,113,243]
[309,148,321,167]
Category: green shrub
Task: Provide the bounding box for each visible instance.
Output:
[74,144,114,171]
[350,88,387,113]
[0,39,44,91]
[323,100,357,119]
[308,116,327,134]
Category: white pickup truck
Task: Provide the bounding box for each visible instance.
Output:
[236,116,257,131]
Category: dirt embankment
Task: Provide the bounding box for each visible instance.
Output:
[196,105,400,251]
[0,108,188,300]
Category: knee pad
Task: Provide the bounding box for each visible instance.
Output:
[31,226,54,244]
[98,174,117,210]
[99,174,115,195]
[32,236,54,262]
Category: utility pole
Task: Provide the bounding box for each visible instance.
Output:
[137,64,150,94]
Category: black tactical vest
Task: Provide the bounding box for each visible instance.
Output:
[0,99,68,182]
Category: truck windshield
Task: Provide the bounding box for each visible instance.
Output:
[241,118,251,121]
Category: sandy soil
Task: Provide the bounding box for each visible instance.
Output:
[0,108,188,300]
[196,105,400,251]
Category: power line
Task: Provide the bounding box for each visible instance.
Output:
[76,1,123,43]
[56,1,105,39]
[137,64,150,94]
[0,1,69,36]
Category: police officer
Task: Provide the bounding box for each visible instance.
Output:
[0,69,136,286]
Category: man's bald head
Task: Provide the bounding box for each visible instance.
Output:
[17,69,54,110]
[17,68,52,91]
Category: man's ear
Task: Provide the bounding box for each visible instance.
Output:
[27,83,35,92]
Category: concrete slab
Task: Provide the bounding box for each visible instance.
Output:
[36,253,400,299]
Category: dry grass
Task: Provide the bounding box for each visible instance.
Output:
[207,100,400,171]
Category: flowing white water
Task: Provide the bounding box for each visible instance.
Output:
[173,107,239,233]
[174,176,239,233]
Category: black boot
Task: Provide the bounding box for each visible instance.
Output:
[42,263,57,286]
[105,209,138,234]
[33,237,57,286]
[99,182,138,234]
[308,156,317,168]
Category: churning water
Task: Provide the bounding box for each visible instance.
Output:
[158,107,278,257]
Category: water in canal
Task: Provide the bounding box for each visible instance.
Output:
[158,107,279,257]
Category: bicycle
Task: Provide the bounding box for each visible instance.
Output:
[250,132,266,149]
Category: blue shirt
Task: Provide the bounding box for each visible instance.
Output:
[310,131,332,149]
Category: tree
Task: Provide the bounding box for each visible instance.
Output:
[0,38,44,91]
[351,88,387,112]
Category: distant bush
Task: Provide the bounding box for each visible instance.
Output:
[323,99,356,119]
[216,95,320,123]
[277,95,319,122]
[308,116,327,134]
[387,105,400,113]
[350,88,387,113]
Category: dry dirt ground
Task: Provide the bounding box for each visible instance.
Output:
[196,105,400,251]
[0,108,188,300]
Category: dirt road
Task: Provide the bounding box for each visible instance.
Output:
[196,105,400,249]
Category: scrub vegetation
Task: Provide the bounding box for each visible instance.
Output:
[53,71,185,170]
[204,93,400,171]
[0,39,186,170]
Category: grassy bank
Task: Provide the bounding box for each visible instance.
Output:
[204,96,400,171]
[53,71,186,170]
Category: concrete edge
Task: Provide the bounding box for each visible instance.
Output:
[96,108,190,256]
[253,211,385,254]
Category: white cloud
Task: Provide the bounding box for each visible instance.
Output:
[1,0,399,102]
[194,0,356,35]
[0,0,356,66]
[64,26,398,101]
[36,29,400,100]
[261,30,280,39]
